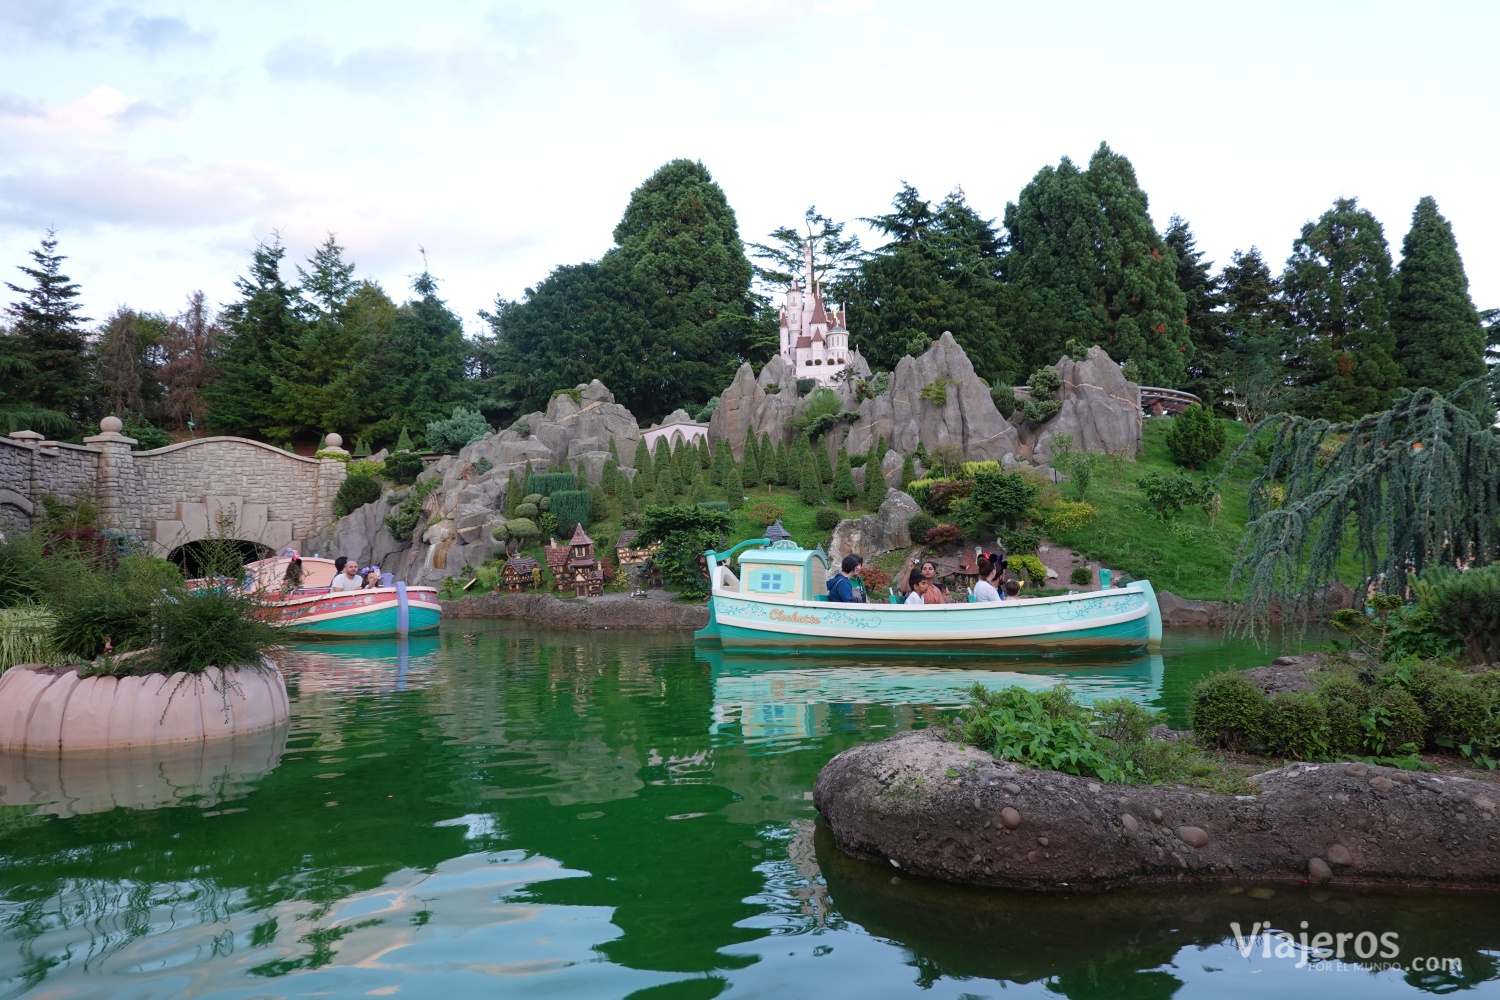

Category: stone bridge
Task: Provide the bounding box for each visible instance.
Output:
[0,417,347,557]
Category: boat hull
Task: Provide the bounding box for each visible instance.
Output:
[697,582,1161,657]
[263,588,442,639]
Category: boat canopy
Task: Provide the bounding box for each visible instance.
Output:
[736,542,828,602]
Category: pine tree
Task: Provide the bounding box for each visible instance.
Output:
[608,437,620,462]
[633,438,654,492]
[710,437,730,485]
[876,435,890,463]
[742,427,759,474]
[724,459,744,509]
[521,459,534,495]
[900,452,917,491]
[1391,197,1486,395]
[505,470,520,516]
[205,237,305,438]
[658,463,679,499]
[863,449,890,510]
[689,477,709,503]
[602,456,620,496]
[787,436,808,489]
[1165,216,1227,402]
[1283,197,1404,420]
[95,307,166,422]
[155,290,222,432]
[760,432,775,470]
[619,479,638,514]
[653,437,671,477]
[396,427,415,453]
[833,446,858,508]
[799,453,823,506]
[1218,247,1293,423]
[816,436,834,485]
[376,268,470,442]
[698,436,711,470]
[285,235,361,435]
[2,229,92,423]
[742,429,761,487]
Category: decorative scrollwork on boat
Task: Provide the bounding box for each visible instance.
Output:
[719,601,770,621]
[1056,593,1144,621]
[821,609,880,630]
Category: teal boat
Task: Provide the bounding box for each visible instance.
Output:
[697,539,1161,656]
[243,556,442,639]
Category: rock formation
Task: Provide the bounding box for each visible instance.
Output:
[707,357,800,459]
[827,489,921,568]
[1016,346,1142,465]
[816,729,1500,892]
[845,333,1018,462]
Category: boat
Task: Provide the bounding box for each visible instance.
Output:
[239,555,442,639]
[695,538,1161,656]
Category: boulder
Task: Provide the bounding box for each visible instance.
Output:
[815,728,1500,892]
[845,332,1019,463]
[827,489,921,567]
[1023,346,1142,465]
[709,360,800,458]
[1157,591,1228,627]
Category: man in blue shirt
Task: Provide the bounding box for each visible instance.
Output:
[827,554,865,602]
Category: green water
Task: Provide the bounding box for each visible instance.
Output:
[0,625,1493,998]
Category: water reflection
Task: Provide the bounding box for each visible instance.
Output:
[0,624,1488,1000]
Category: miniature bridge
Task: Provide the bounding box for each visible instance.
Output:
[0,417,347,557]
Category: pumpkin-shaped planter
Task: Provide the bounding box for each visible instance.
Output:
[0,658,290,751]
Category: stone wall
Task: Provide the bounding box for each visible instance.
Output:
[0,431,345,555]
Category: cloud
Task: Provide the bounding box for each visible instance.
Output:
[0,2,209,51]
[0,86,176,140]
[117,13,212,52]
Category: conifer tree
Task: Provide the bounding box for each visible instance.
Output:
[609,437,619,462]
[760,431,775,471]
[742,431,761,488]
[652,437,671,475]
[505,470,520,517]
[742,427,759,476]
[724,459,744,509]
[774,440,790,486]
[710,437,730,485]
[876,435,890,463]
[619,478,637,514]
[698,436,711,469]
[396,427,415,453]
[689,478,709,503]
[633,438,654,492]
[206,237,305,437]
[521,459,534,494]
[1282,197,1403,420]
[816,436,834,484]
[799,453,823,506]
[787,436,807,489]
[602,456,620,496]
[900,452,917,491]
[1391,196,1486,395]
[863,448,889,510]
[1165,216,1227,402]
[3,230,91,423]
[833,446,858,508]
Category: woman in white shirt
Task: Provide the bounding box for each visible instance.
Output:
[973,554,1004,603]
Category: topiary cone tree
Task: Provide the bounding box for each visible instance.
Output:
[832,446,858,509]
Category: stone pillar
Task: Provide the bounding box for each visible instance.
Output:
[83,416,138,538]
[314,432,349,534]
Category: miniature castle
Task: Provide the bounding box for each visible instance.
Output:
[778,243,859,387]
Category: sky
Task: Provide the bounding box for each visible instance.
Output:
[2,0,1497,335]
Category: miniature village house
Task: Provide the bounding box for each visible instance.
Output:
[567,524,605,598]
[544,539,571,591]
[502,556,541,592]
[613,530,658,572]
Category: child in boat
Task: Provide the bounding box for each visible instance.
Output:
[827,555,865,602]
[904,567,930,605]
[973,554,1003,603]
[362,566,382,588]
[1003,578,1022,599]
[279,557,304,596]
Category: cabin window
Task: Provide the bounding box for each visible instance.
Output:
[750,569,790,593]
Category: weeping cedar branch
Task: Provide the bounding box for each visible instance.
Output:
[1225,373,1498,636]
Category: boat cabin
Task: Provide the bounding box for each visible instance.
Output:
[728,542,828,601]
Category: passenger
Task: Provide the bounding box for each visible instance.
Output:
[920,560,948,605]
[904,567,930,605]
[330,559,363,592]
[827,555,864,603]
[279,557,304,597]
[363,566,382,589]
[1003,578,1022,600]
[973,555,1003,603]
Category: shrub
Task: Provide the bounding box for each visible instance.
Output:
[968,470,1038,529]
[926,479,974,515]
[522,493,544,506]
[507,518,539,545]
[1166,405,1227,469]
[638,504,733,598]
[1042,500,1097,535]
[796,377,817,396]
[1263,693,1329,760]
[513,502,538,520]
[491,522,510,542]
[1415,565,1500,663]
[1368,686,1428,754]
[527,472,578,497]
[919,377,954,406]
[746,501,785,528]
[924,523,963,547]
[927,443,966,479]
[549,489,592,534]
[333,469,382,518]
[906,513,937,542]
[961,460,1003,477]
[951,684,1139,784]
[990,384,1016,418]
[538,496,551,512]
[589,486,609,522]
[1138,470,1206,519]
[141,587,280,675]
[1425,679,1498,753]
[1317,672,1371,756]
[1000,525,1041,555]
[511,417,532,438]
[383,478,439,542]
[1188,671,1266,751]
[1091,697,1162,744]
[763,382,781,395]
[861,565,891,594]
[1023,398,1061,423]
[814,507,843,531]
[382,451,425,486]
[426,407,490,453]
[538,511,559,539]
[1070,566,1093,587]
[1006,553,1047,586]
[697,500,731,513]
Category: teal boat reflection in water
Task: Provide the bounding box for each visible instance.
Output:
[0,623,1484,999]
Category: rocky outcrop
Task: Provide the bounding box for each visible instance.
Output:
[1017,346,1142,465]
[1157,591,1229,627]
[708,358,800,458]
[846,333,1018,462]
[462,378,640,484]
[815,729,1500,892]
[828,489,922,567]
[444,592,709,630]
